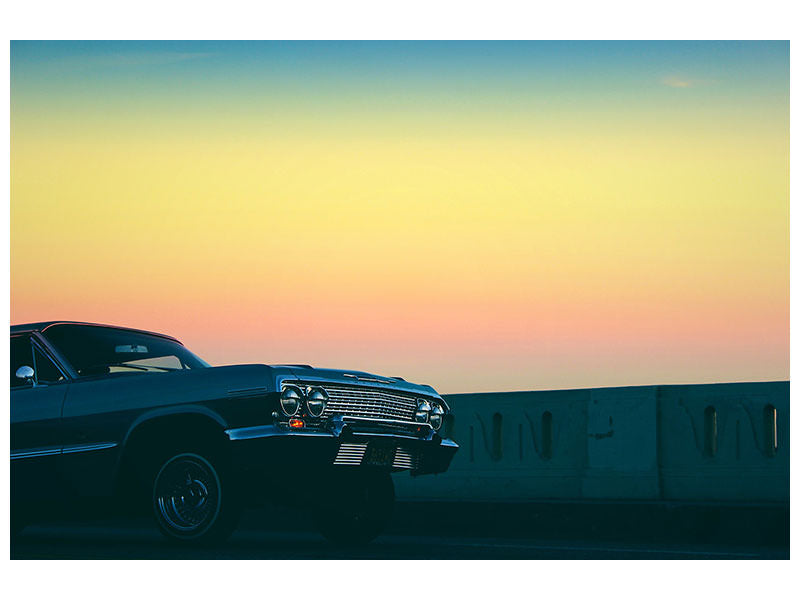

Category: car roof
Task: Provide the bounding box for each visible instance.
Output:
[10,321,182,344]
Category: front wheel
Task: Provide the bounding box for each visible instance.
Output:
[151,451,240,545]
[313,471,395,546]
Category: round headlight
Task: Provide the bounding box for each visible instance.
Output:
[280,385,303,416]
[415,399,431,423]
[429,404,445,430]
[306,387,328,417]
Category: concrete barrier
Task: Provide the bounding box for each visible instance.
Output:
[393,381,789,505]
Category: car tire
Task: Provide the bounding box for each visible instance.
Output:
[151,451,241,545]
[313,471,395,546]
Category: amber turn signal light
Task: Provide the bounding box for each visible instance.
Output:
[289,418,305,429]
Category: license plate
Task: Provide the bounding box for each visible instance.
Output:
[364,443,395,466]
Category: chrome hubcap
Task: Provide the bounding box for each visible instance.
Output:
[155,455,219,533]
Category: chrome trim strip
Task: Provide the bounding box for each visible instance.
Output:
[440,439,459,448]
[350,431,428,441]
[342,415,433,431]
[225,419,440,443]
[225,425,334,441]
[10,447,61,460]
[11,442,118,460]
[62,442,118,455]
[226,386,269,396]
[341,373,397,384]
[31,337,72,382]
[30,331,79,380]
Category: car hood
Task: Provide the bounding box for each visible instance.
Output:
[279,365,441,400]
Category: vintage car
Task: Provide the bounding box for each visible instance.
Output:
[10,321,457,545]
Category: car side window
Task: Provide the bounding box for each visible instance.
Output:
[33,345,65,384]
[10,335,34,388]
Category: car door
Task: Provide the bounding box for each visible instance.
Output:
[10,334,70,501]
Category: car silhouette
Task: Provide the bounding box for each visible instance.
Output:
[10,321,457,545]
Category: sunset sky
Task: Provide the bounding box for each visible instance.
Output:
[10,41,789,393]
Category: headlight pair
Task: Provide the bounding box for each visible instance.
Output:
[415,398,445,431]
[280,385,328,418]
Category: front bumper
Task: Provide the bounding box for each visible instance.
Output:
[225,416,458,476]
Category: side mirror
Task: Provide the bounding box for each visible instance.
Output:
[15,365,35,384]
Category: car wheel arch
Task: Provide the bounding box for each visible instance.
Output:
[114,408,231,495]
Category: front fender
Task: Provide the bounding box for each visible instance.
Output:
[120,404,230,449]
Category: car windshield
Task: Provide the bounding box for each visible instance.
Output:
[42,324,210,377]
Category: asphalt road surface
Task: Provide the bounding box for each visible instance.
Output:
[11,518,787,559]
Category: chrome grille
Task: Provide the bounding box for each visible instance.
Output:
[392,446,418,470]
[318,384,418,422]
[332,442,418,471]
[333,443,367,465]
